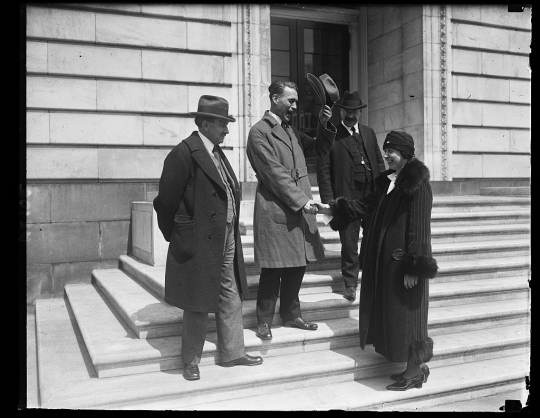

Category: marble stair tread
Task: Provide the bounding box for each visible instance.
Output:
[38,296,529,409]
[239,223,531,247]
[118,254,530,302]
[64,280,529,378]
[170,353,529,411]
[240,208,530,230]
[94,262,529,337]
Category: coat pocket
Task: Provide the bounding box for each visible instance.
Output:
[170,217,195,263]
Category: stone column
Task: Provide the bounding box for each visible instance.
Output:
[230,4,272,183]
[422,4,453,181]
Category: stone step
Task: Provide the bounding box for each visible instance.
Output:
[480,186,530,196]
[36,296,530,409]
[239,208,530,236]
[241,239,530,266]
[120,254,530,301]
[78,269,528,346]
[239,223,530,248]
[149,353,529,411]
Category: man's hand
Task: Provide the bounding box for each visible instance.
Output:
[313,202,331,215]
[404,274,418,289]
[319,105,332,126]
[303,200,319,215]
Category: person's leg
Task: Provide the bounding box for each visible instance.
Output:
[278,266,307,323]
[181,310,208,365]
[339,219,361,290]
[256,268,282,325]
[215,221,245,362]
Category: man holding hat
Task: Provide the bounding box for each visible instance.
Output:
[316,91,385,302]
[246,78,337,340]
[154,95,263,381]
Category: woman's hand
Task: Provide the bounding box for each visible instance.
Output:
[313,202,332,215]
[404,274,418,289]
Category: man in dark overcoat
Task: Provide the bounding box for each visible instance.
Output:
[316,91,385,302]
[154,95,263,381]
[246,79,337,340]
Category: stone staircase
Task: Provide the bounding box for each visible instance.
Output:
[35,191,531,410]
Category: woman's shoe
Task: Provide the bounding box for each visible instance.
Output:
[421,364,430,383]
[390,370,405,381]
[386,371,424,391]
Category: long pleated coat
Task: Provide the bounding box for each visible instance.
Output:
[153,132,248,312]
[329,158,438,363]
[246,111,336,268]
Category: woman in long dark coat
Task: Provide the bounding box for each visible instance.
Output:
[317,131,438,391]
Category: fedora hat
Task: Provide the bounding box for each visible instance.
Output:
[189,95,236,122]
[306,73,340,107]
[335,91,367,110]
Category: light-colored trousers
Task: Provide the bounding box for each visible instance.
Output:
[181,220,245,364]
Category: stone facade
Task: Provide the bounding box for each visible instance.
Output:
[25,4,530,303]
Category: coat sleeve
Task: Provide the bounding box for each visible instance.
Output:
[401,179,438,279]
[328,189,381,231]
[247,126,310,212]
[297,121,337,159]
[316,151,334,204]
[153,145,191,242]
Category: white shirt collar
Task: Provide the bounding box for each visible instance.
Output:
[198,130,217,157]
[342,120,359,136]
[268,110,283,126]
[386,172,397,194]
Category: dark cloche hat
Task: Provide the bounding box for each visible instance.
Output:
[335,91,367,110]
[189,95,236,122]
[306,73,340,108]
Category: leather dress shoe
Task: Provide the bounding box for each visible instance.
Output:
[391,364,430,383]
[386,371,424,391]
[222,354,263,367]
[283,317,318,330]
[344,286,357,301]
[256,323,272,340]
[183,363,200,380]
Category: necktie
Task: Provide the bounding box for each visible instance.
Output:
[351,126,356,135]
[212,145,221,164]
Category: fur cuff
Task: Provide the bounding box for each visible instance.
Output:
[409,337,434,364]
[328,197,354,231]
[402,253,438,279]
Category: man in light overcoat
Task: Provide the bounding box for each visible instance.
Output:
[246,80,337,340]
[154,95,263,381]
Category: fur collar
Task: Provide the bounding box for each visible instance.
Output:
[374,158,430,197]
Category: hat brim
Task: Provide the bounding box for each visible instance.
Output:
[307,73,328,107]
[335,103,367,110]
[189,112,236,122]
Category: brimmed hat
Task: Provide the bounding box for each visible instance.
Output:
[383,131,415,156]
[335,91,367,110]
[189,95,236,122]
[306,73,340,108]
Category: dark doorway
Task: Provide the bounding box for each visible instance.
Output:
[271,17,350,180]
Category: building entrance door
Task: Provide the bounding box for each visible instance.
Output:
[271,17,350,181]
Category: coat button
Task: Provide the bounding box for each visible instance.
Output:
[208,233,213,239]
[211,212,216,218]
[213,191,218,197]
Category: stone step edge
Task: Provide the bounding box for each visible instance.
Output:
[173,355,529,411]
[118,254,530,301]
[95,266,530,335]
[66,281,529,373]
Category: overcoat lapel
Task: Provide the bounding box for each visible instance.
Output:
[357,125,379,169]
[187,134,227,192]
[336,124,354,159]
[263,112,293,151]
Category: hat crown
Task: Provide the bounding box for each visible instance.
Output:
[189,95,236,122]
[336,90,366,109]
[306,73,340,107]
